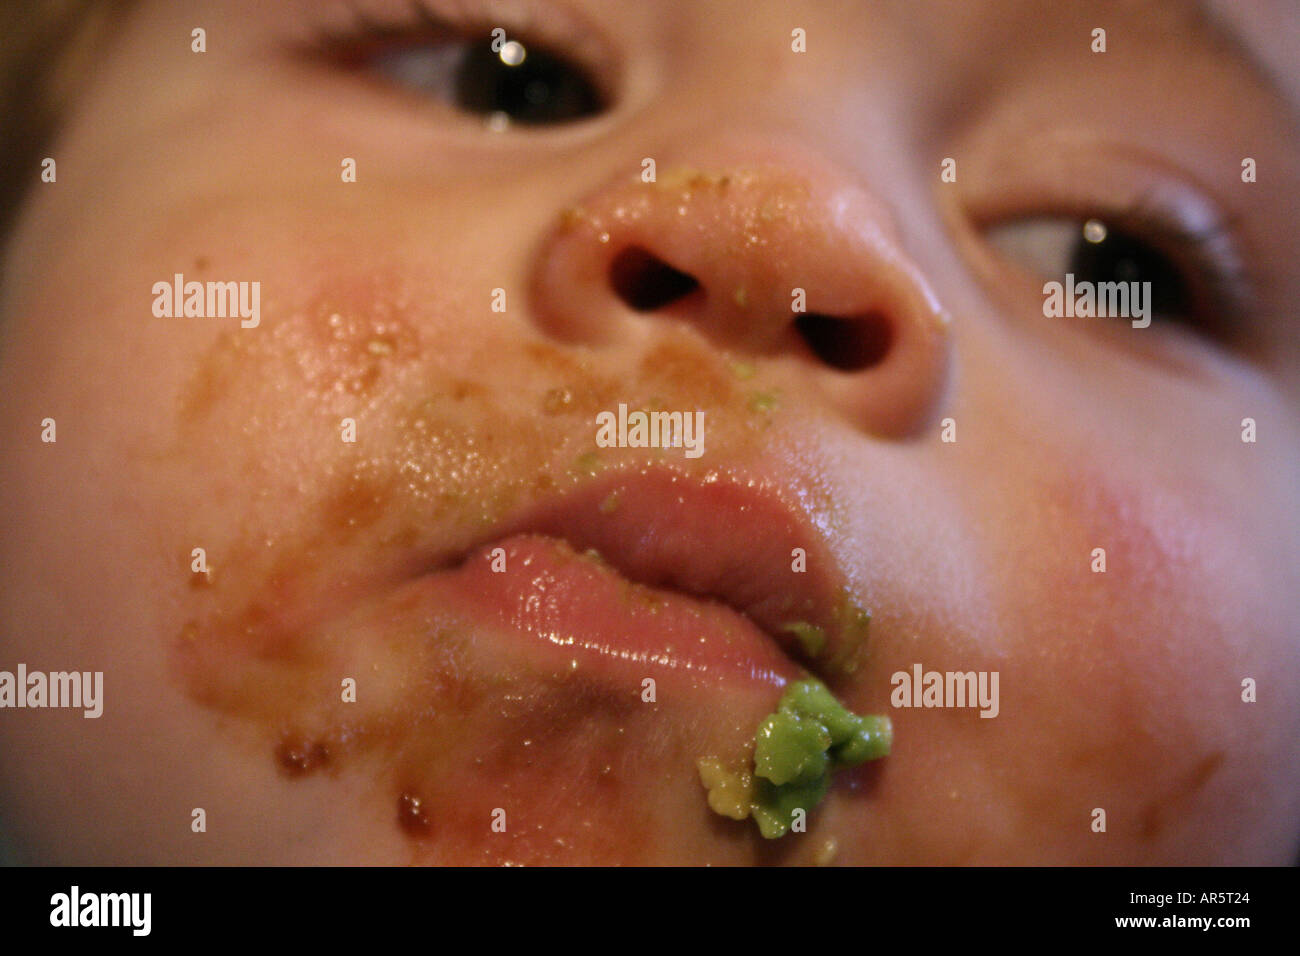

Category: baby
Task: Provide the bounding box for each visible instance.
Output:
[0,0,1296,865]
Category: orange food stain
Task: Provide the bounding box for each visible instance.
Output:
[163,267,791,861]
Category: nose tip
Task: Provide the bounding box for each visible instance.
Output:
[529,161,951,438]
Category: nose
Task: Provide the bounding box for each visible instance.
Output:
[528,147,951,438]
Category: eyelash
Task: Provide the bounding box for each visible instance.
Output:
[309,3,468,58]
[1114,194,1252,324]
[303,0,610,99]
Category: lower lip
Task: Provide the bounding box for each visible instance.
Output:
[412,534,802,692]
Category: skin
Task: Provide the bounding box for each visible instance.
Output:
[0,0,1297,864]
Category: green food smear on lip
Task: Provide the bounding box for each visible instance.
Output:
[697,677,892,839]
[781,621,828,658]
[778,595,870,671]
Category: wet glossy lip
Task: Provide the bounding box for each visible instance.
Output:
[409,464,869,677]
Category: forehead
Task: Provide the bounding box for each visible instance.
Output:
[618,0,1296,119]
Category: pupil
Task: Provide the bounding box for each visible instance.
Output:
[525,80,549,105]
[454,38,601,124]
[1068,224,1188,316]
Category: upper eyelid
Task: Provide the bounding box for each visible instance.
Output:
[953,137,1257,294]
[307,0,623,98]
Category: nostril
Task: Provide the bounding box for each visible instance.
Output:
[795,312,892,371]
[609,246,701,312]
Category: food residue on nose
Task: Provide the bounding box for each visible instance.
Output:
[652,167,733,193]
[698,676,891,839]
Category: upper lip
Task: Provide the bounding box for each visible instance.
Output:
[409,462,870,676]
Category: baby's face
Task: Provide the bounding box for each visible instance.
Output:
[1,0,1297,864]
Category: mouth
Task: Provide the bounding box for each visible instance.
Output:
[176,457,883,860]
[403,464,872,692]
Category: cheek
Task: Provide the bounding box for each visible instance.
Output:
[1028,462,1264,706]
[985,457,1297,860]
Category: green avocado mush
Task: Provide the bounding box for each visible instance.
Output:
[697,677,892,838]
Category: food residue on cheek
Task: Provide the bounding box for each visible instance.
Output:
[175,270,783,562]
[178,279,422,433]
[173,579,672,863]
[164,266,830,861]
[696,757,754,820]
[276,737,331,776]
[397,791,432,835]
[814,838,838,866]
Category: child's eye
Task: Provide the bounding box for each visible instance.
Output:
[980,208,1251,346]
[371,34,604,125]
[985,217,1191,318]
[312,7,609,129]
